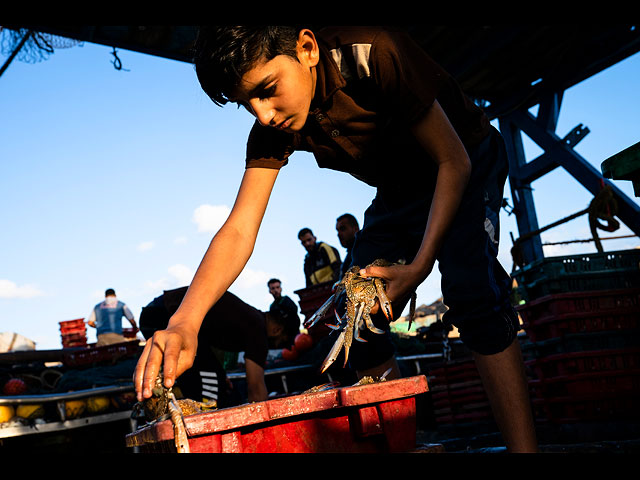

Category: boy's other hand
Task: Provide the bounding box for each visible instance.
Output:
[359,262,427,318]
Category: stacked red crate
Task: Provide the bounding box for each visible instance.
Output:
[427,358,493,426]
[517,286,640,423]
[59,318,87,348]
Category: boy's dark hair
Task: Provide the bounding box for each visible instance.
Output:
[337,213,359,229]
[193,26,303,107]
[267,278,281,287]
[297,227,313,239]
[105,288,116,297]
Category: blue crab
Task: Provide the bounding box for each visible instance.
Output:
[305,259,415,373]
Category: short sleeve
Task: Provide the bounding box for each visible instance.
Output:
[369,30,448,126]
[245,120,296,170]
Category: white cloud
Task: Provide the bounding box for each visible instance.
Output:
[193,204,231,233]
[140,264,195,298]
[143,278,171,293]
[233,267,270,289]
[0,279,44,299]
[174,236,188,245]
[137,241,155,252]
[168,264,195,285]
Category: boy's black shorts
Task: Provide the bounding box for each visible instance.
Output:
[344,126,519,370]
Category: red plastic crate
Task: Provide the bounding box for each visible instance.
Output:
[122,328,138,339]
[60,324,87,333]
[126,375,429,453]
[294,282,336,341]
[523,312,639,342]
[529,369,640,398]
[517,288,639,342]
[59,318,85,329]
[426,359,494,426]
[427,358,480,384]
[532,390,640,423]
[62,340,140,367]
[525,347,640,380]
[517,288,640,322]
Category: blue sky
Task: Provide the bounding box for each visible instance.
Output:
[1,32,639,350]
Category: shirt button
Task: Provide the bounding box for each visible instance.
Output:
[330,129,340,137]
[315,113,325,121]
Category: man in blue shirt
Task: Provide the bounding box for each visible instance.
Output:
[87,288,137,346]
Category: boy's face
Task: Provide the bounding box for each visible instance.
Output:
[231,30,319,133]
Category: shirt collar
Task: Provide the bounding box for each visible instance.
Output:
[312,42,347,109]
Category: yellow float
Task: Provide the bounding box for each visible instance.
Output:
[64,399,86,419]
[0,405,15,423]
[16,404,45,419]
[86,395,110,414]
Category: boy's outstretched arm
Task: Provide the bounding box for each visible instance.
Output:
[134,167,280,401]
[360,100,471,307]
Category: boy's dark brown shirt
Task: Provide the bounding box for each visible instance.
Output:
[245,26,490,190]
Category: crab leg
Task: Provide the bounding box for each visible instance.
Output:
[342,314,355,367]
[326,310,345,330]
[407,292,417,331]
[363,311,385,335]
[320,328,346,374]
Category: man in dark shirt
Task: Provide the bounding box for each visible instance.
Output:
[335,213,360,277]
[298,227,342,286]
[267,278,301,346]
[139,287,294,405]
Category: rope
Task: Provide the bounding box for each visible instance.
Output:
[510,185,630,269]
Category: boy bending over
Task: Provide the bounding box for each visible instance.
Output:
[135,26,537,452]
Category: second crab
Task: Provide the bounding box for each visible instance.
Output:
[304,259,415,373]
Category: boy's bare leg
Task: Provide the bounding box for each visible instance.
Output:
[473,339,539,452]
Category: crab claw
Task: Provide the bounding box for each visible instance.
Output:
[373,278,393,321]
[353,304,368,342]
[304,293,335,328]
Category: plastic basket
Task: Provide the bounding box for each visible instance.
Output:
[529,369,640,398]
[525,347,640,380]
[516,288,639,323]
[513,249,640,302]
[521,330,640,359]
[532,390,640,423]
[126,375,429,453]
[60,325,87,336]
[59,319,86,331]
[522,311,639,342]
[62,340,140,367]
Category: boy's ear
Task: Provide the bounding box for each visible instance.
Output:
[297,29,319,67]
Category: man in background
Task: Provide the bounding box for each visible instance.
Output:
[335,213,360,277]
[87,288,137,346]
[298,227,341,287]
[267,278,301,346]
[139,287,296,405]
